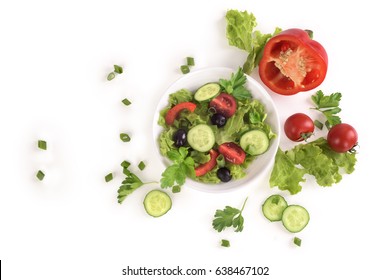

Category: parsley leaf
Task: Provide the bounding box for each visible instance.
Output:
[219,68,252,100]
[160,147,195,188]
[212,197,248,232]
[311,90,342,129]
[117,168,158,204]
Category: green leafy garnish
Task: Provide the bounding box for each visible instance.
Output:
[311,90,342,129]
[117,172,157,204]
[219,67,252,100]
[160,147,195,188]
[225,10,281,74]
[270,138,357,194]
[212,197,248,232]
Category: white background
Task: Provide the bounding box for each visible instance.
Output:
[1,0,389,279]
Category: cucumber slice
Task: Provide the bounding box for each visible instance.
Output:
[282,205,310,233]
[187,124,215,152]
[194,83,220,102]
[239,130,269,156]
[262,194,288,222]
[143,190,172,217]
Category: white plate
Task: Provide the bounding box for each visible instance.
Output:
[152,67,280,192]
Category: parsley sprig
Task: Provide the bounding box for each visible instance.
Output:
[160,147,195,188]
[219,68,252,101]
[117,169,157,204]
[311,90,342,129]
[212,197,248,232]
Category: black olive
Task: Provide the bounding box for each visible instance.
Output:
[217,167,232,182]
[173,129,187,147]
[211,113,227,128]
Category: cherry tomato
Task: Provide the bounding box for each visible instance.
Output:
[195,149,218,177]
[218,142,246,165]
[209,93,237,118]
[284,113,314,141]
[327,123,358,153]
[259,28,328,95]
[165,102,196,125]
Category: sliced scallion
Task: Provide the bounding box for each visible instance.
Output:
[114,65,123,74]
[121,160,131,169]
[138,161,146,171]
[314,120,324,130]
[180,65,190,74]
[37,140,47,150]
[107,72,115,81]
[221,239,230,247]
[172,185,181,193]
[105,173,114,182]
[186,57,195,66]
[121,98,131,106]
[293,237,302,247]
[36,170,45,181]
[120,133,131,142]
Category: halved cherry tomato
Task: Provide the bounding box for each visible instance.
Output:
[284,113,314,142]
[209,93,237,118]
[218,142,246,165]
[327,123,358,153]
[165,102,197,125]
[259,28,328,95]
[195,149,218,177]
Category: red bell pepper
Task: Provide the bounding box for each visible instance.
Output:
[195,149,218,177]
[259,28,328,95]
[165,102,197,125]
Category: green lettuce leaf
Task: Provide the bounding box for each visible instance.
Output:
[270,138,357,194]
[225,9,282,74]
[270,148,306,194]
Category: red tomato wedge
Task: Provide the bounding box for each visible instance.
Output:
[209,93,237,118]
[195,149,218,177]
[165,102,197,125]
[259,28,328,95]
[218,142,246,165]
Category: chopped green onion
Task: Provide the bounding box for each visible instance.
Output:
[36,170,45,181]
[120,133,131,142]
[113,65,123,74]
[138,161,146,171]
[314,120,324,130]
[122,168,131,177]
[293,237,302,247]
[105,173,114,182]
[121,98,131,106]
[107,72,115,81]
[121,160,131,169]
[186,57,195,66]
[221,239,230,247]
[37,140,47,150]
[172,185,181,193]
[180,65,190,74]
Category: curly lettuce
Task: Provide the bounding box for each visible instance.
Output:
[270,138,357,194]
